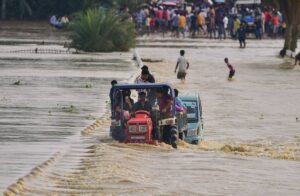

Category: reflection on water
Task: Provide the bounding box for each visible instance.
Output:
[0,44,136,192]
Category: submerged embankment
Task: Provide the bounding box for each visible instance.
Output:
[0,43,137,193]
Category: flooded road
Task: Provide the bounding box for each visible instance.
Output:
[3,39,300,195]
[0,44,136,192]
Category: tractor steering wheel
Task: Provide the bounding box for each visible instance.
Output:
[135,110,151,117]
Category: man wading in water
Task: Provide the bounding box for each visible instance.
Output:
[175,50,190,82]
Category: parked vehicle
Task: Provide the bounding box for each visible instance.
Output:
[110,83,188,148]
[241,14,256,34]
[180,94,204,144]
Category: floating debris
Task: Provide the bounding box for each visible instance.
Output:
[62,105,77,113]
[85,84,92,88]
[13,80,21,85]
[141,58,164,63]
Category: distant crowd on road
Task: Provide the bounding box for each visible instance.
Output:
[132,1,286,40]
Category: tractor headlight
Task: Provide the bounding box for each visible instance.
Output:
[139,125,148,133]
[129,125,137,132]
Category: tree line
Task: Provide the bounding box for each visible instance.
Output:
[0,0,147,20]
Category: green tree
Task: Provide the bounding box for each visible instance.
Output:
[1,0,32,19]
[1,0,7,20]
[70,8,136,52]
[18,0,32,19]
[0,0,149,20]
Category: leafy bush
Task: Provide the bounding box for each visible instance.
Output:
[70,8,136,52]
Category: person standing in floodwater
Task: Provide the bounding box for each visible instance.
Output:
[295,52,300,66]
[237,23,246,48]
[178,14,186,38]
[175,50,190,82]
[110,80,117,104]
[224,58,235,81]
[109,80,117,117]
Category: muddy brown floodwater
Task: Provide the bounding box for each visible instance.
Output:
[2,38,300,196]
[0,43,136,193]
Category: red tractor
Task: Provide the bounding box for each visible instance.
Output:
[126,110,153,144]
[110,84,188,148]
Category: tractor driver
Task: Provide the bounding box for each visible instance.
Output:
[132,91,152,113]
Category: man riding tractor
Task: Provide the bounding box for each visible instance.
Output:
[110,83,188,148]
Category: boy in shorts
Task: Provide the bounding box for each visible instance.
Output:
[175,50,190,81]
[224,58,235,81]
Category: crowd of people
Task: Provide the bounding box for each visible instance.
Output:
[133,1,286,40]
[110,60,187,118]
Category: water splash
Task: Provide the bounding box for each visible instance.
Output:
[176,139,300,161]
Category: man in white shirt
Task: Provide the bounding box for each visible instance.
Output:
[223,15,228,39]
[134,65,155,84]
[135,69,150,84]
[174,50,190,81]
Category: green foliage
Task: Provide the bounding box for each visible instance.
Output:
[70,8,136,52]
[62,104,77,113]
[85,114,96,120]
[85,84,92,88]
[13,80,21,85]
[19,0,32,19]
[67,105,77,113]
[0,0,149,20]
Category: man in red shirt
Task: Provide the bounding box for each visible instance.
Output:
[156,7,163,31]
[264,10,272,35]
[156,8,163,19]
[272,12,279,36]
